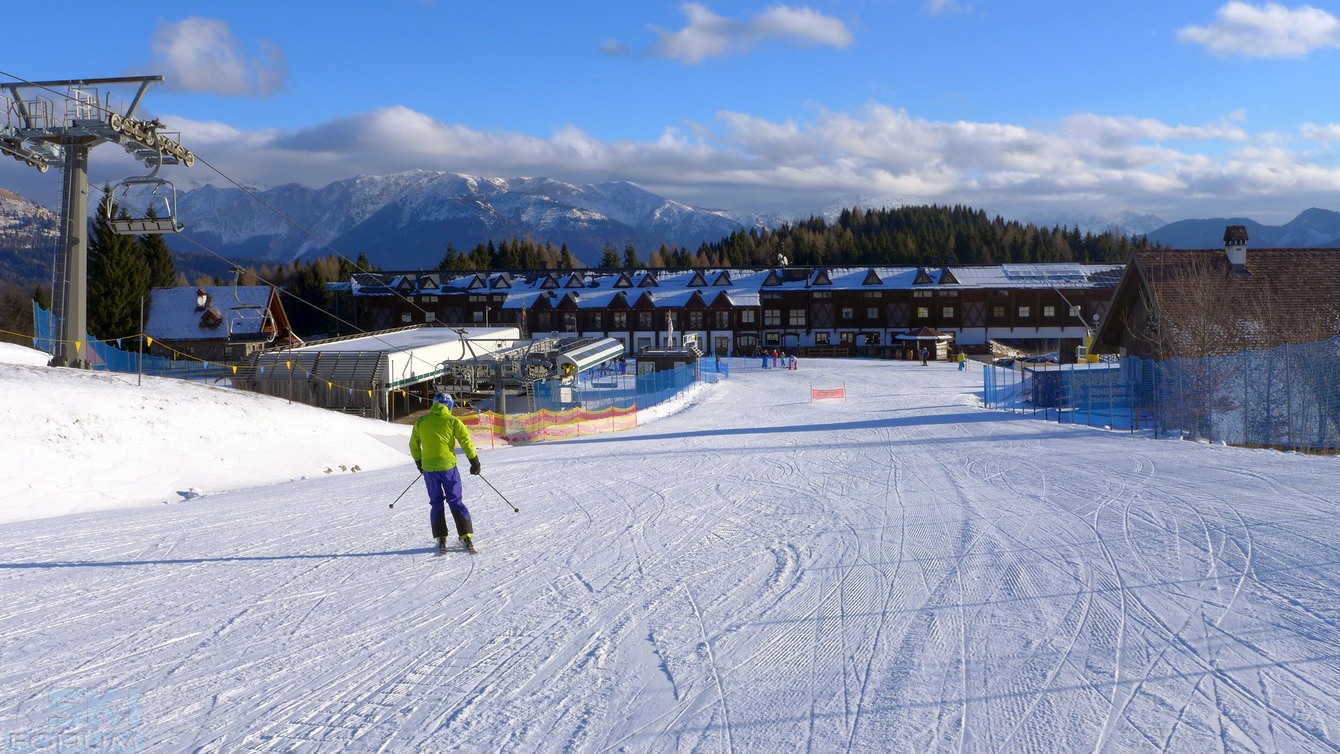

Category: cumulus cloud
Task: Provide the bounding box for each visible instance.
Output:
[647,3,854,63]
[149,17,288,96]
[1178,2,1340,58]
[11,102,1340,225]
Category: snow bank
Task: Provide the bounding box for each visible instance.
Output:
[0,356,411,523]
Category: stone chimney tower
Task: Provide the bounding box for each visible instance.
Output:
[1223,225,1248,273]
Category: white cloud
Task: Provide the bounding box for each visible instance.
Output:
[924,0,972,15]
[9,102,1340,226]
[647,3,853,63]
[1300,123,1340,141]
[1178,2,1340,58]
[148,17,289,96]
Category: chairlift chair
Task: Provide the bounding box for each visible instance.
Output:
[106,143,184,235]
[225,268,275,344]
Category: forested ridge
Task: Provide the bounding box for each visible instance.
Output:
[434,204,1153,271]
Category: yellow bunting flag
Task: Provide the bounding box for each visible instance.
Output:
[146,336,153,347]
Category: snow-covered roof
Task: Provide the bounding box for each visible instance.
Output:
[359,263,1126,311]
[146,286,275,342]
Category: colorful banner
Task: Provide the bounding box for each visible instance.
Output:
[811,387,846,400]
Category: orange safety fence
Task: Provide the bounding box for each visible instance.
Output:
[458,404,640,446]
[810,386,846,400]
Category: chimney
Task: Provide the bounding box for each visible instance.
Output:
[1223,225,1248,273]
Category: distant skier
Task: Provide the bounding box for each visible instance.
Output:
[788,354,798,370]
[410,392,482,554]
[920,346,929,366]
[957,351,967,371]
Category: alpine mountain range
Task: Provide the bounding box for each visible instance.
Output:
[5,170,1340,286]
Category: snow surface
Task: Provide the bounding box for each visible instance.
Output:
[3,342,1340,752]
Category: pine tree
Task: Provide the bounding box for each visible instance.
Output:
[138,208,177,289]
[558,243,576,269]
[87,189,151,343]
[598,242,620,269]
[622,241,641,268]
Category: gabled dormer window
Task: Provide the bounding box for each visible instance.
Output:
[912,268,934,285]
[467,274,488,290]
[638,272,659,287]
[613,272,634,288]
[938,268,960,285]
[862,269,884,286]
[564,273,587,288]
[686,271,707,288]
[762,270,784,286]
[540,273,560,290]
[490,272,513,289]
[712,271,733,286]
[812,270,833,286]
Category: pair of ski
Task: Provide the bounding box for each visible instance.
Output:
[436,537,477,556]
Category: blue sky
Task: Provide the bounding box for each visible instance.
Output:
[5,1,1340,225]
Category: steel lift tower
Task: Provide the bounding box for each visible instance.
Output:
[1,76,193,368]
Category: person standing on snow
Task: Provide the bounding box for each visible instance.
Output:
[410,392,481,554]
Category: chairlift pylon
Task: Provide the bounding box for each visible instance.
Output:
[106,143,183,235]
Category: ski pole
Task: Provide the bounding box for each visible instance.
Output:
[477,473,520,513]
[388,473,422,508]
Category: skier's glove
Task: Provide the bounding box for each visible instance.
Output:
[469,457,481,476]
[415,459,423,473]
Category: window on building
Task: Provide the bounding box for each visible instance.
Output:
[400,312,413,324]
[916,307,929,319]
[812,291,832,299]
[638,312,653,330]
[613,311,627,329]
[424,312,436,322]
[1018,306,1031,318]
[590,312,604,329]
[815,332,830,345]
[938,291,958,298]
[866,307,879,319]
[913,290,933,298]
[563,313,577,331]
[689,311,704,329]
[942,307,954,318]
[764,309,781,326]
[789,309,806,327]
[741,310,757,324]
[422,295,438,303]
[992,306,1006,319]
[715,311,731,329]
[714,336,730,354]
[764,333,780,345]
[841,307,854,320]
[1043,306,1056,318]
[839,332,854,345]
[863,291,882,299]
[864,333,881,345]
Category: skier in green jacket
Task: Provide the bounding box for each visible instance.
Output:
[410,392,481,554]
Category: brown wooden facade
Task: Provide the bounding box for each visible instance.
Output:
[341,265,1123,358]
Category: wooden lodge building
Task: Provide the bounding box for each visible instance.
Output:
[339,263,1125,360]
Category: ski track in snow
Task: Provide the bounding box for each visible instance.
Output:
[4,359,1340,752]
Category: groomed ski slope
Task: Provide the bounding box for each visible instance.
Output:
[3,357,1340,752]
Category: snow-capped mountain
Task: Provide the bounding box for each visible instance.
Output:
[170,171,766,268]
[0,188,60,285]
[1145,207,1340,249]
